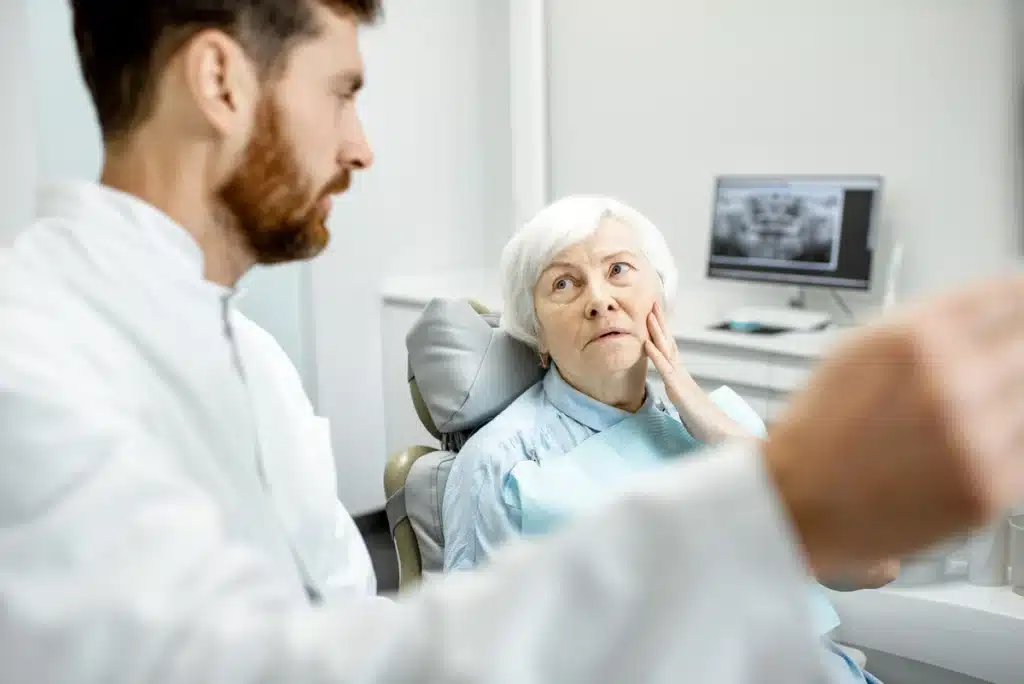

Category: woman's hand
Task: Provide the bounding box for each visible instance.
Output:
[643,302,749,443]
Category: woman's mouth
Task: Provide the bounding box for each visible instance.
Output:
[589,330,630,345]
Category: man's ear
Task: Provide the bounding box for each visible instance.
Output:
[180,30,260,140]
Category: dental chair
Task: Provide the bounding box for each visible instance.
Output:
[383,298,543,590]
[381,298,869,671]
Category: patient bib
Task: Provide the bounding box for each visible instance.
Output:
[505,389,842,638]
[510,408,699,536]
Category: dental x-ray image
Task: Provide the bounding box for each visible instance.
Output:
[710,184,843,270]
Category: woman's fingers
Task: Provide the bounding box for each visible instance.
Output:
[654,300,669,334]
[646,340,688,408]
[651,303,679,365]
[647,312,676,368]
[646,312,665,352]
[644,339,674,381]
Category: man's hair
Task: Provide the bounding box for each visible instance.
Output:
[70,0,381,140]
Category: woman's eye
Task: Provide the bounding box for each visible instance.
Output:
[609,262,632,277]
[554,278,570,291]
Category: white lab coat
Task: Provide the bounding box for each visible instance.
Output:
[0,181,837,683]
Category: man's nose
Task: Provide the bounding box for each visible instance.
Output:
[346,136,373,170]
[339,114,374,171]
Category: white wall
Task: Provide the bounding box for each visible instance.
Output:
[313,0,514,514]
[479,0,516,262]
[547,0,1021,307]
[237,265,317,399]
[0,0,37,244]
[1012,0,1024,236]
[26,0,102,183]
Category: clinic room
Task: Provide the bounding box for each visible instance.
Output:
[1,0,1024,683]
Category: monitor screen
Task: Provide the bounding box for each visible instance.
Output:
[706,175,881,290]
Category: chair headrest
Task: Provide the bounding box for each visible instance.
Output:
[406,298,544,434]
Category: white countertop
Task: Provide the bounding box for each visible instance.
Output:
[381,269,859,361]
[830,581,1024,683]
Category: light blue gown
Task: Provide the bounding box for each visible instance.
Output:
[442,367,879,683]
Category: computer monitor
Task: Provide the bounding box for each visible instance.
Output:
[706,175,882,291]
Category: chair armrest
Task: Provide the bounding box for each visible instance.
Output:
[383,446,439,591]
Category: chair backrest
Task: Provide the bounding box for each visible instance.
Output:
[383,298,544,589]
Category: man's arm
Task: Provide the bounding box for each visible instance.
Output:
[0,375,829,684]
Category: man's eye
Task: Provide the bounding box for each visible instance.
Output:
[609,262,632,277]
[554,278,570,290]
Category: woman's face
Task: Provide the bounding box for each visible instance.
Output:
[533,216,662,381]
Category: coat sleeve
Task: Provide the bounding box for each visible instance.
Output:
[0,365,836,684]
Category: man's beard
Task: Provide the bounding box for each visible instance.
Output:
[219,97,350,265]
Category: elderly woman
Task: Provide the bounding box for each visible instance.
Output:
[441,195,890,683]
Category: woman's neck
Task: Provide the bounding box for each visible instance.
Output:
[559,360,648,413]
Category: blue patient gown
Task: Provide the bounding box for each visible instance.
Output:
[505,387,842,639]
[442,368,879,683]
[505,393,879,683]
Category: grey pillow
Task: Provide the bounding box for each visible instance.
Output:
[406,298,544,434]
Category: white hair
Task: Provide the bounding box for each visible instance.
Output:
[500,195,678,349]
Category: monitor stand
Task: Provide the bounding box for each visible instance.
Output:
[722,288,832,333]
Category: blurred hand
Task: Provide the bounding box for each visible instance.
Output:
[765,275,1024,577]
[644,301,748,443]
[856,558,902,589]
[823,558,901,591]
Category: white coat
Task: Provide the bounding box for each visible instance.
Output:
[0,181,840,683]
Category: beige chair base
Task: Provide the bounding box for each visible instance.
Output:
[384,445,438,591]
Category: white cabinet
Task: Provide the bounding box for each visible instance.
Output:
[736,393,770,423]
[673,338,815,425]
[649,371,771,423]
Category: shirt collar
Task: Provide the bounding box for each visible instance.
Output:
[36,181,234,298]
[542,365,664,432]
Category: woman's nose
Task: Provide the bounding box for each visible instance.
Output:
[585,287,619,319]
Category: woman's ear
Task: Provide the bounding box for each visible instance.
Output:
[535,321,550,368]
